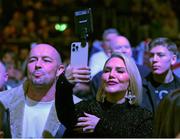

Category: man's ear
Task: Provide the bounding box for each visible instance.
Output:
[171,54,177,65]
[56,64,65,77]
[4,72,8,82]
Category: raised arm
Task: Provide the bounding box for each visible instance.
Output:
[55,74,75,129]
[55,65,91,129]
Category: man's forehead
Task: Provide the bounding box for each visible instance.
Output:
[30,44,58,56]
[150,45,170,53]
[113,37,130,45]
[112,42,131,48]
[106,33,118,38]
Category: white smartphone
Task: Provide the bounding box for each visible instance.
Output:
[70,42,89,67]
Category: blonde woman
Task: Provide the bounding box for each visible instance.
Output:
[55,52,153,138]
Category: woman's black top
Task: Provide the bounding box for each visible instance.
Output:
[55,75,153,138]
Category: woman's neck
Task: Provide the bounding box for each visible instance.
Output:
[106,91,126,104]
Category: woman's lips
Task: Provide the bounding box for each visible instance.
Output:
[107,81,118,85]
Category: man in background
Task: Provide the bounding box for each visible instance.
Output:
[142,37,180,113]
[0,61,11,91]
[89,28,119,78]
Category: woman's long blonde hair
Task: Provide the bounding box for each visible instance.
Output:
[96,52,142,105]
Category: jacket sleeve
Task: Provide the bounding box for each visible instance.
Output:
[141,80,158,114]
[0,102,11,138]
[55,74,76,129]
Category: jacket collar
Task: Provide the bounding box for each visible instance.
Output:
[9,81,27,137]
[7,80,65,137]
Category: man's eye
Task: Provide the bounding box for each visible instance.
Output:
[117,46,122,49]
[44,59,52,62]
[158,54,165,57]
[28,59,36,63]
[125,45,130,49]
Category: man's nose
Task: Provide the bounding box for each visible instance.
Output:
[35,60,43,68]
[152,55,158,62]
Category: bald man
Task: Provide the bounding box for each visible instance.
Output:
[110,36,132,57]
[0,44,81,138]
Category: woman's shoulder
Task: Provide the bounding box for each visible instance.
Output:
[76,99,99,107]
[129,105,153,119]
[75,99,101,110]
[75,99,101,116]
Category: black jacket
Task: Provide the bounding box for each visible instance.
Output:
[141,73,180,113]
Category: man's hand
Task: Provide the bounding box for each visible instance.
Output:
[65,65,91,84]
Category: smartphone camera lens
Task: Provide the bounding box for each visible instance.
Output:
[76,46,79,51]
[72,47,75,52]
[72,44,79,52]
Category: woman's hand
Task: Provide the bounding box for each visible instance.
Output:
[65,65,91,84]
[74,112,100,133]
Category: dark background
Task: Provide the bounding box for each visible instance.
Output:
[0,0,180,60]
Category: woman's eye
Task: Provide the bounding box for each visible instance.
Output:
[104,68,110,73]
[116,68,126,73]
[117,70,125,73]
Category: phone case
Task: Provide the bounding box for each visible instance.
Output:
[70,42,89,67]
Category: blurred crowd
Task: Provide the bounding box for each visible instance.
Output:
[0,0,179,138]
[0,0,180,89]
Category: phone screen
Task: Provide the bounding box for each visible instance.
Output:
[74,8,93,36]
